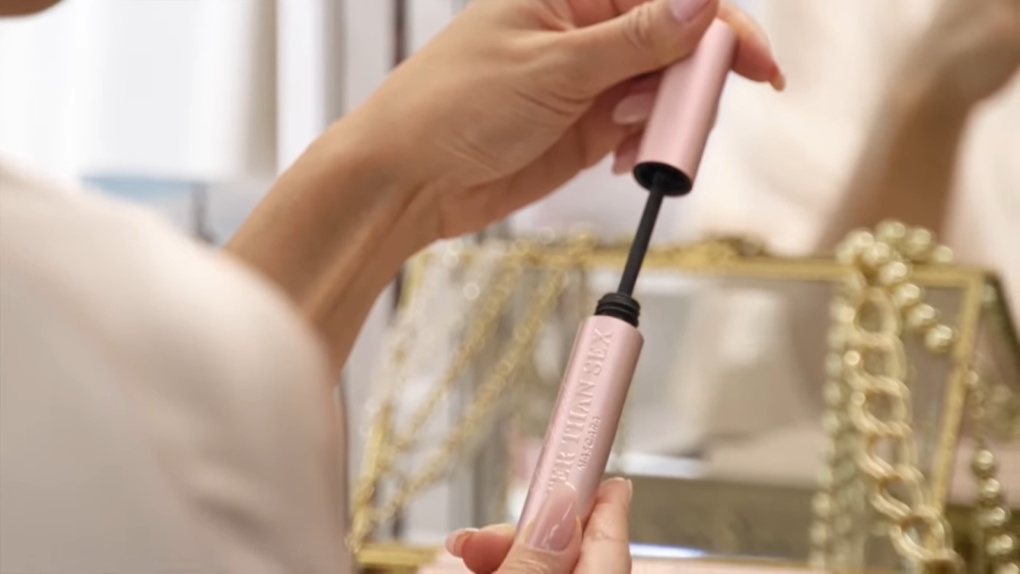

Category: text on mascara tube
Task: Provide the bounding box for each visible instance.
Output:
[545,328,613,493]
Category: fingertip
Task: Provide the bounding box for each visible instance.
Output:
[770,68,787,91]
[445,528,477,557]
[461,525,515,574]
[611,131,642,175]
[611,153,633,175]
[612,92,656,125]
[597,477,633,505]
[718,1,781,85]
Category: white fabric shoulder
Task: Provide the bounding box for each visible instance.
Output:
[0,160,349,573]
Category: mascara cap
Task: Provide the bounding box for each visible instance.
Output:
[633,19,736,196]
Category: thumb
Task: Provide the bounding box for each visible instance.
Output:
[564,0,718,95]
[497,483,581,573]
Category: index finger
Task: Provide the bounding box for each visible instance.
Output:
[717,1,784,88]
[607,0,783,87]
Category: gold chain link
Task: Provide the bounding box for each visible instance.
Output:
[812,221,964,571]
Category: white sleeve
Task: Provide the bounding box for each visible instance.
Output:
[0,163,350,573]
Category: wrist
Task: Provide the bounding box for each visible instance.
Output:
[888,59,975,124]
[321,102,447,247]
[228,111,437,371]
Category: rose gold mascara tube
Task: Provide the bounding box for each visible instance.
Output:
[517,20,737,534]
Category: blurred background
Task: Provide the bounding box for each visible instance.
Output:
[2,0,1017,568]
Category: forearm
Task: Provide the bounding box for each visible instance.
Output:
[791,71,973,407]
[815,72,971,250]
[226,111,437,379]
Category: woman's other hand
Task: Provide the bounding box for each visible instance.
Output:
[349,0,781,239]
[444,478,633,574]
[905,0,1020,108]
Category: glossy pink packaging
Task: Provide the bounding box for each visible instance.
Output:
[518,315,643,527]
[634,19,736,189]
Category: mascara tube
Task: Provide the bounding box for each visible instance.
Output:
[518,315,643,527]
[518,20,736,531]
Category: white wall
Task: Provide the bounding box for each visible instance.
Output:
[0,0,278,182]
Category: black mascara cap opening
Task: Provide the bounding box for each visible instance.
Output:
[633,162,692,197]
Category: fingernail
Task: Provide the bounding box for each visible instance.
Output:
[612,93,655,125]
[611,153,632,175]
[670,0,712,24]
[525,482,577,552]
[770,68,787,91]
[480,523,515,535]
[625,479,634,503]
[445,528,477,557]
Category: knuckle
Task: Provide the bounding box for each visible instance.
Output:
[541,36,595,95]
[533,38,602,105]
[585,519,626,543]
[620,4,667,67]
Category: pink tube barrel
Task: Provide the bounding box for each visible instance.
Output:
[517,315,643,528]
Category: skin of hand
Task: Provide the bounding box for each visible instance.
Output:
[444,478,633,574]
[354,0,782,239]
[228,0,781,375]
[905,0,1020,109]
[0,0,62,17]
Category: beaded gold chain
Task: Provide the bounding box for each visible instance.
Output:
[812,221,964,571]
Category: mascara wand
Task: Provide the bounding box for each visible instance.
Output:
[592,169,691,327]
[593,18,735,327]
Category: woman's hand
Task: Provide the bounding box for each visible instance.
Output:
[351,0,781,239]
[815,0,1020,254]
[903,0,1020,109]
[230,0,779,373]
[444,479,632,574]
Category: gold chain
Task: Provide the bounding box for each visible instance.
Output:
[812,295,869,566]
[350,241,514,544]
[348,235,594,552]
[812,221,964,571]
[388,246,529,457]
[967,369,1019,573]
